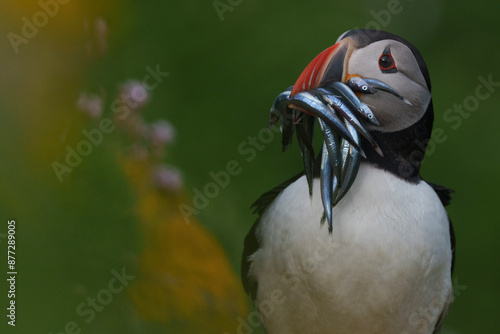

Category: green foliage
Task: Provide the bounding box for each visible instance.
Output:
[1,0,499,333]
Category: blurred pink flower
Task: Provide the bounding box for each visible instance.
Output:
[150,120,175,147]
[152,165,182,192]
[76,92,103,119]
[120,81,149,110]
[95,17,108,56]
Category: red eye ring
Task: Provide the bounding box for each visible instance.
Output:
[378,47,397,73]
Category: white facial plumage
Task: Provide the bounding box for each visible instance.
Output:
[347,40,431,132]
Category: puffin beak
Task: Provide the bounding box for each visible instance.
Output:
[283,36,383,157]
[290,37,355,98]
[284,37,372,159]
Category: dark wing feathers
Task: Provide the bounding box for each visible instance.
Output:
[241,219,260,300]
[241,172,304,300]
[426,181,456,275]
[251,172,304,216]
[426,182,455,334]
[426,181,454,207]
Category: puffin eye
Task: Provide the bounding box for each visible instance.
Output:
[378,47,397,73]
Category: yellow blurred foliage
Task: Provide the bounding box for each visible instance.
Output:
[123,156,248,332]
[1,2,249,331]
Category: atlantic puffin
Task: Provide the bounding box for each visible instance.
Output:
[242,29,455,334]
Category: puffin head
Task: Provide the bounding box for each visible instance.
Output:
[291,29,434,181]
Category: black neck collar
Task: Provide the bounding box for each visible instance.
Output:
[360,101,434,183]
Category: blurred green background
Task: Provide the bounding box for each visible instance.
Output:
[1,0,499,333]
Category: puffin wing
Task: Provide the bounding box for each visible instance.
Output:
[426,181,455,333]
[241,172,304,300]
